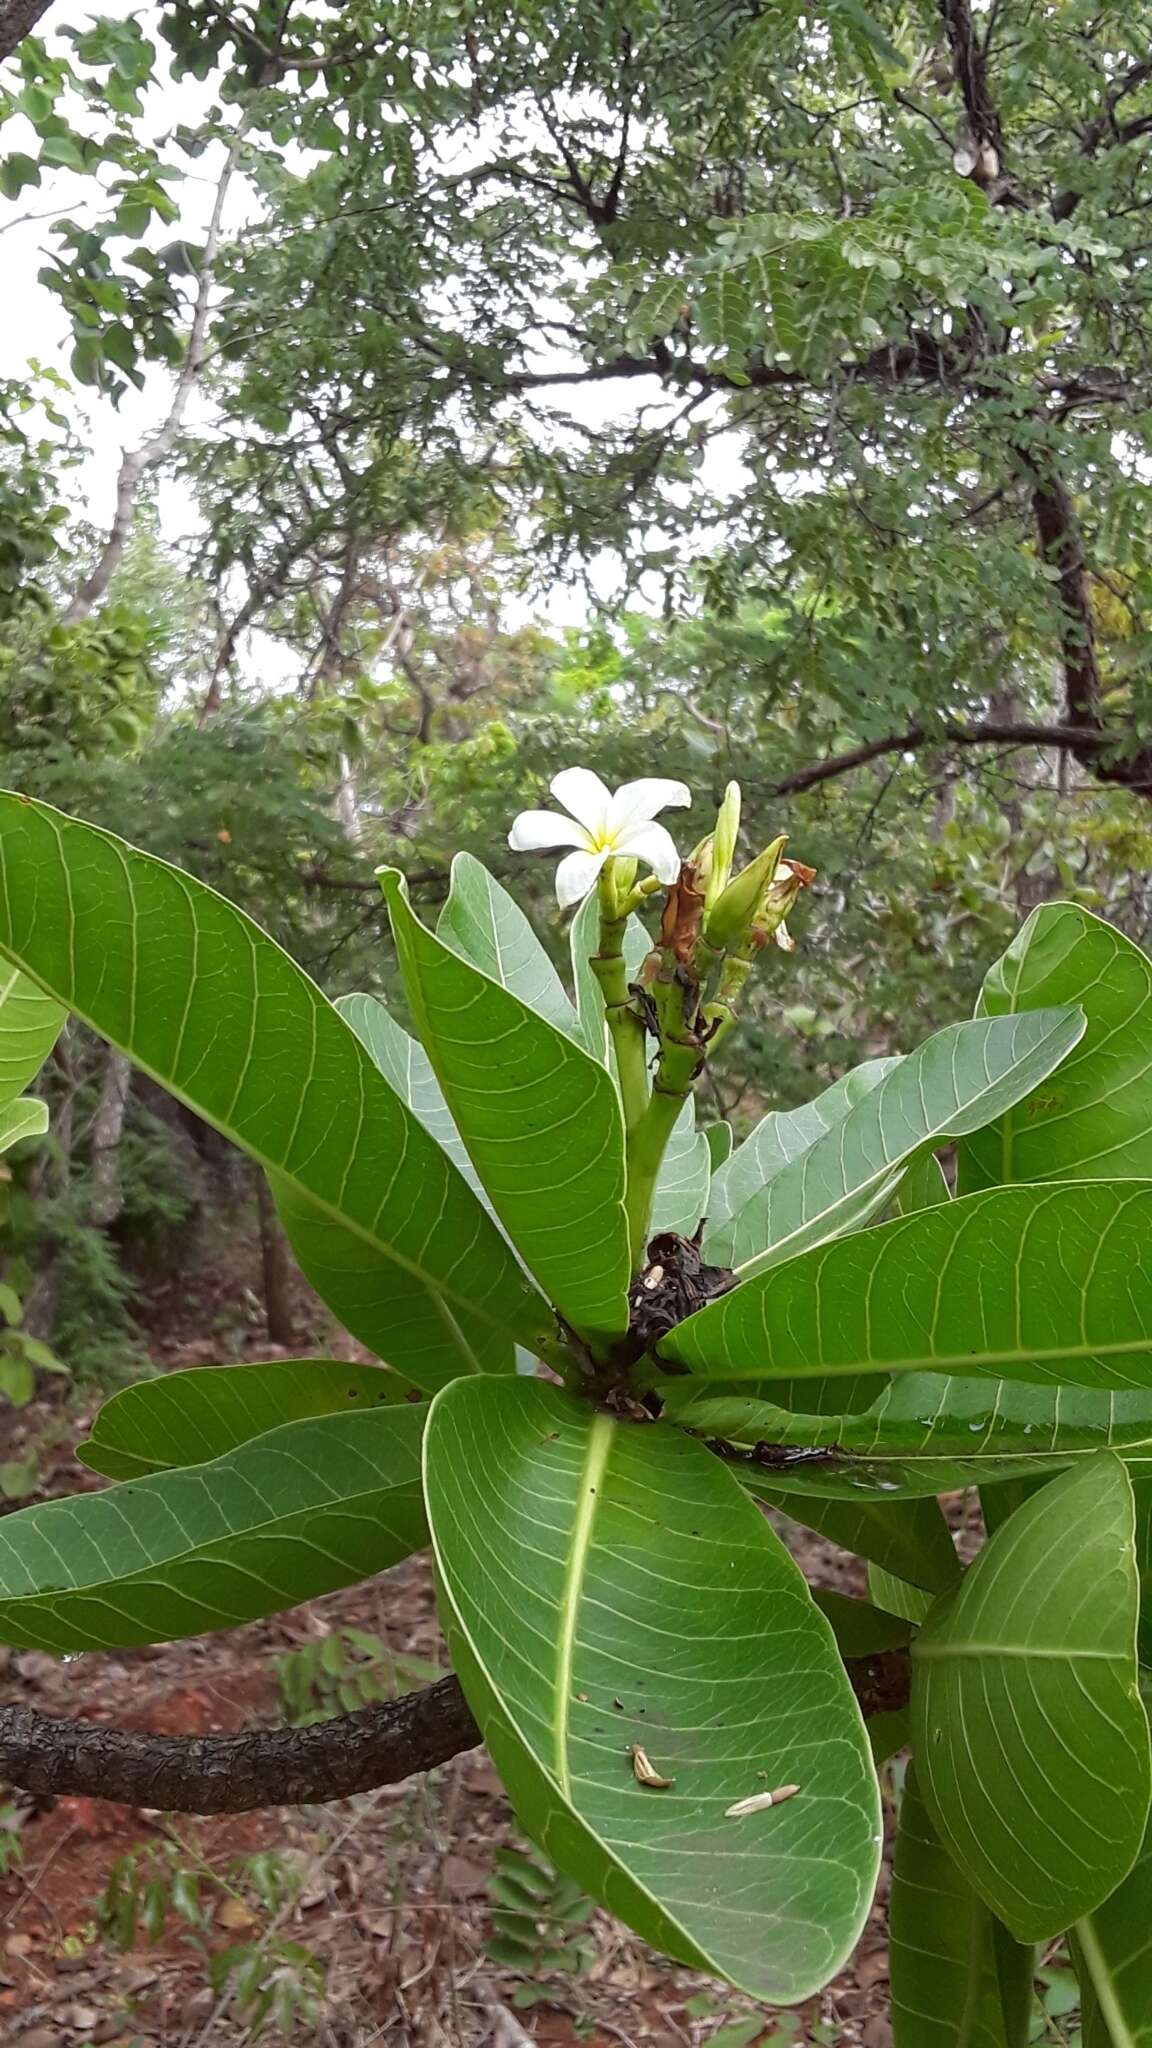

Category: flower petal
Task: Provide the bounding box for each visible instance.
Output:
[508,809,592,853]
[607,778,692,837]
[550,768,613,838]
[614,819,683,885]
[554,847,608,909]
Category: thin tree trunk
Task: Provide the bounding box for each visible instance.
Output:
[87,1046,131,1228]
[256,1173,298,1347]
[62,110,254,625]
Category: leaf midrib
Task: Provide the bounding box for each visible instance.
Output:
[1075,1914,1140,2048]
[697,1334,1152,1379]
[554,1411,615,1798]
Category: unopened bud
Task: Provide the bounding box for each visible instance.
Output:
[687,833,714,894]
[705,783,742,913]
[703,834,788,951]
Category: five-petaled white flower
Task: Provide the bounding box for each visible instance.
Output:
[509,768,691,909]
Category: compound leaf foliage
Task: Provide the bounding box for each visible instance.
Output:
[0,1405,429,1651]
[960,903,1152,1192]
[425,1376,881,2002]
[0,798,544,1390]
[383,870,631,1343]
[80,1357,423,1480]
[664,1184,1152,1393]
[912,1454,1150,1941]
[890,1764,1034,2048]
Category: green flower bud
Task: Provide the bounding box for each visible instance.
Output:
[705,782,742,913]
[703,833,788,951]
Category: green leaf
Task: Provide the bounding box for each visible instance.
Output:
[912,1453,1150,1941]
[868,1564,933,1624]
[650,1100,710,1237]
[0,1098,48,1156]
[0,798,544,1389]
[705,1010,1084,1276]
[1072,1811,1152,2048]
[0,1404,429,1650]
[79,1357,424,1480]
[696,275,752,356]
[660,1373,1152,1498]
[336,993,492,1215]
[703,1122,733,1171]
[0,961,64,1106]
[705,1058,898,1240]
[890,1763,1034,2048]
[382,869,630,1344]
[894,1149,951,1213]
[810,1587,915,1656]
[663,1183,1152,1392]
[745,1483,960,1591]
[437,853,579,1039]
[425,1376,882,2001]
[960,904,1152,1192]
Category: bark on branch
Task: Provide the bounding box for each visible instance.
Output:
[0,1655,910,1815]
[0,0,52,62]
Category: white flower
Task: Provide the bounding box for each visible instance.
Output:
[509,768,691,909]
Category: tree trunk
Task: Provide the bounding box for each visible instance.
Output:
[256,1173,298,1347]
[88,1047,132,1228]
[0,0,53,62]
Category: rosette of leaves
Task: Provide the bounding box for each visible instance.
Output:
[0,794,1150,2028]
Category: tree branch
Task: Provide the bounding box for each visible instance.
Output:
[62,110,254,626]
[0,0,53,62]
[0,1655,910,1815]
[766,720,1152,800]
[0,1675,481,1815]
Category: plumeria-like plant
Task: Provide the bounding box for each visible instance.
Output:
[0,782,1151,2038]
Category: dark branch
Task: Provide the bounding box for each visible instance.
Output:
[0,0,53,60]
[0,1674,481,1815]
[767,720,1152,800]
[0,1656,911,1815]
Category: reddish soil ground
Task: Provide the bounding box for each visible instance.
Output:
[0,1252,899,2048]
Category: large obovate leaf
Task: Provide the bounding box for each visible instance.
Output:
[0,797,545,1391]
[337,993,491,1213]
[382,871,631,1346]
[662,1375,1152,1498]
[80,1358,423,1480]
[425,1376,881,2002]
[0,1096,48,1156]
[912,1454,1150,1942]
[0,1405,429,1651]
[889,1764,1034,2048]
[651,1100,711,1238]
[0,961,64,1105]
[662,1183,1152,1393]
[704,1057,899,1240]
[438,853,579,1039]
[960,903,1152,1193]
[704,1009,1084,1277]
[1073,1809,1152,2048]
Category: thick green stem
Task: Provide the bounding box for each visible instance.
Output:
[624,1036,699,1270]
[590,877,649,1133]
